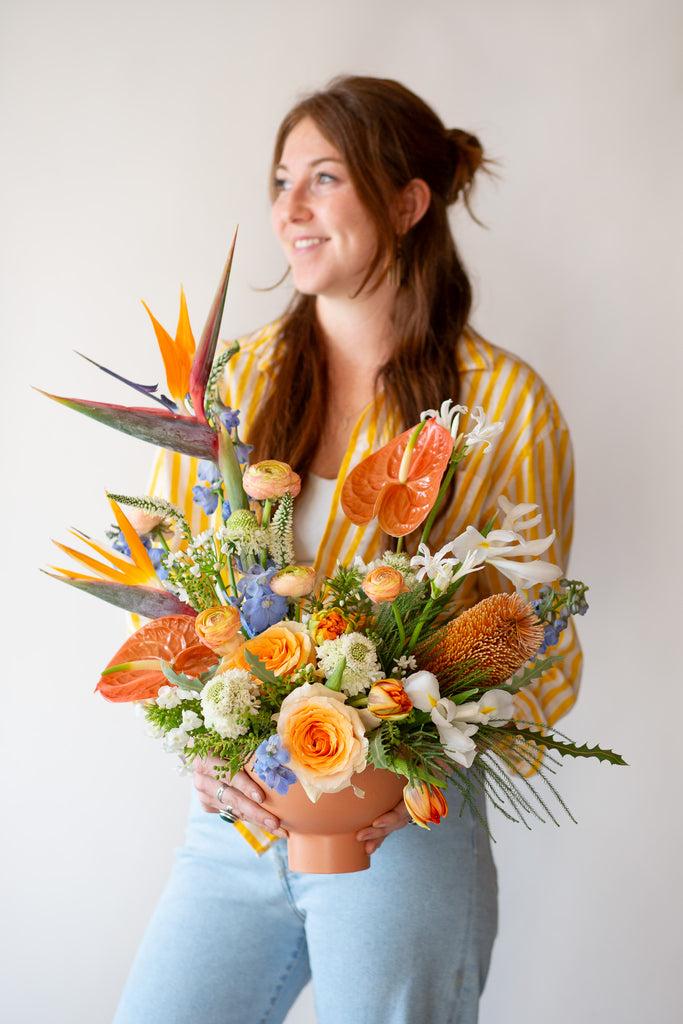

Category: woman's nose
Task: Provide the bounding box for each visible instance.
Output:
[283,182,312,223]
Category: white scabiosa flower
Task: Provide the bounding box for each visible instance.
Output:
[318,633,383,696]
[200,670,261,740]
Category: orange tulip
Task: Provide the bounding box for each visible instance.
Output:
[403,781,449,829]
[367,679,413,720]
[341,418,453,537]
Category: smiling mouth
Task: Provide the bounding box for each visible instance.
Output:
[292,237,328,251]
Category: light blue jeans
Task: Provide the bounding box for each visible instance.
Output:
[114,786,497,1024]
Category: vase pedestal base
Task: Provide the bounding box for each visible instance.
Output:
[285,831,372,874]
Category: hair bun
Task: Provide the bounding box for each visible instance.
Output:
[445,127,485,206]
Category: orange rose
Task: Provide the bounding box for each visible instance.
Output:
[403,781,449,829]
[276,682,369,801]
[230,620,316,676]
[310,608,349,644]
[362,566,408,603]
[195,606,243,657]
[367,679,413,720]
[242,461,302,500]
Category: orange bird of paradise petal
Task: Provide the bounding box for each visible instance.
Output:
[341,418,454,536]
[142,287,196,412]
[50,499,161,589]
[96,616,219,702]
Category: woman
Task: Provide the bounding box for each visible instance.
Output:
[115,76,581,1024]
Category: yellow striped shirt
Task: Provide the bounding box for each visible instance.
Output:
[152,320,582,851]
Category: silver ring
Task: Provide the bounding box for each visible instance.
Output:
[219,806,238,824]
[216,785,226,804]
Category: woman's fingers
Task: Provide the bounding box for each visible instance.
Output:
[193,764,287,838]
[355,799,412,854]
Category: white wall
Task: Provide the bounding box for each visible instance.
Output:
[2,1,681,1021]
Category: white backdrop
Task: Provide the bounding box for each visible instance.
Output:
[2,1,682,1021]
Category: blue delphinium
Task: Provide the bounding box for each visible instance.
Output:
[192,484,219,515]
[253,735,297,794]
[192,459,224,515]
[237,566,288,634]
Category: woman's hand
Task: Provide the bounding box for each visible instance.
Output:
[193,756,288,838]
[356,798,412,855]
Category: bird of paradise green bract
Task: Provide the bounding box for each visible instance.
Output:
[36,231,238,465]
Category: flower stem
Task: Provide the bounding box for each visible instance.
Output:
[420,459,457,547]
[392,603,406,648]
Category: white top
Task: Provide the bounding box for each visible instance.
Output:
[293,473,338,565]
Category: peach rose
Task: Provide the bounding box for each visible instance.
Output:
[362,566,408,603]
[270,566,317,598]
[242,461,302,500]
[276,682,369,801]
[230,620,316,676]
[194,606,243,657]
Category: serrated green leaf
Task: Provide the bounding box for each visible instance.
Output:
[369,728,390,769]
[512,727,628,766]
[160,661,204,693]
[243,648,282,687]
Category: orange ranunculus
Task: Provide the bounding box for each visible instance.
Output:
[310,608,349,644]
[367,679,413,720]
[362,566,408,603]
[242,461,302,500]
[403,781,449,829]
[194,606,243,657]
[341,418,453,537]
[276,682,369,801]
[270,565,318,598]
[229,620,316,676]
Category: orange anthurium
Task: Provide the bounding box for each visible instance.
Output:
[142,287,195,413]
[96,615,219,702]
[341,418,454,536]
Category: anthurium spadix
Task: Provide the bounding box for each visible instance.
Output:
[35,232,238,463]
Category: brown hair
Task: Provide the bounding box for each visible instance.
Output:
[249,75,487,472]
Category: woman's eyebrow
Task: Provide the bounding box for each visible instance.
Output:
[275,156,345,172]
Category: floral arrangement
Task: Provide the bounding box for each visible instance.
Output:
[41,242,624,832]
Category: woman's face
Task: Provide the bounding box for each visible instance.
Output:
[270,118,380,300]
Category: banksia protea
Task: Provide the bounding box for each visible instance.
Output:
[418,593,544,687]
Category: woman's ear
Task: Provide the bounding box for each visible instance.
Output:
[395,178,431,233]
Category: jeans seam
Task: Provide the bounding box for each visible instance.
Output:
[258,929,309,1024]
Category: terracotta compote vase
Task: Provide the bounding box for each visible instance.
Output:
[247,764,407,874]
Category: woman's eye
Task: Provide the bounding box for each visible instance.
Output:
[273,177,291,193]
[317,172,336,185]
